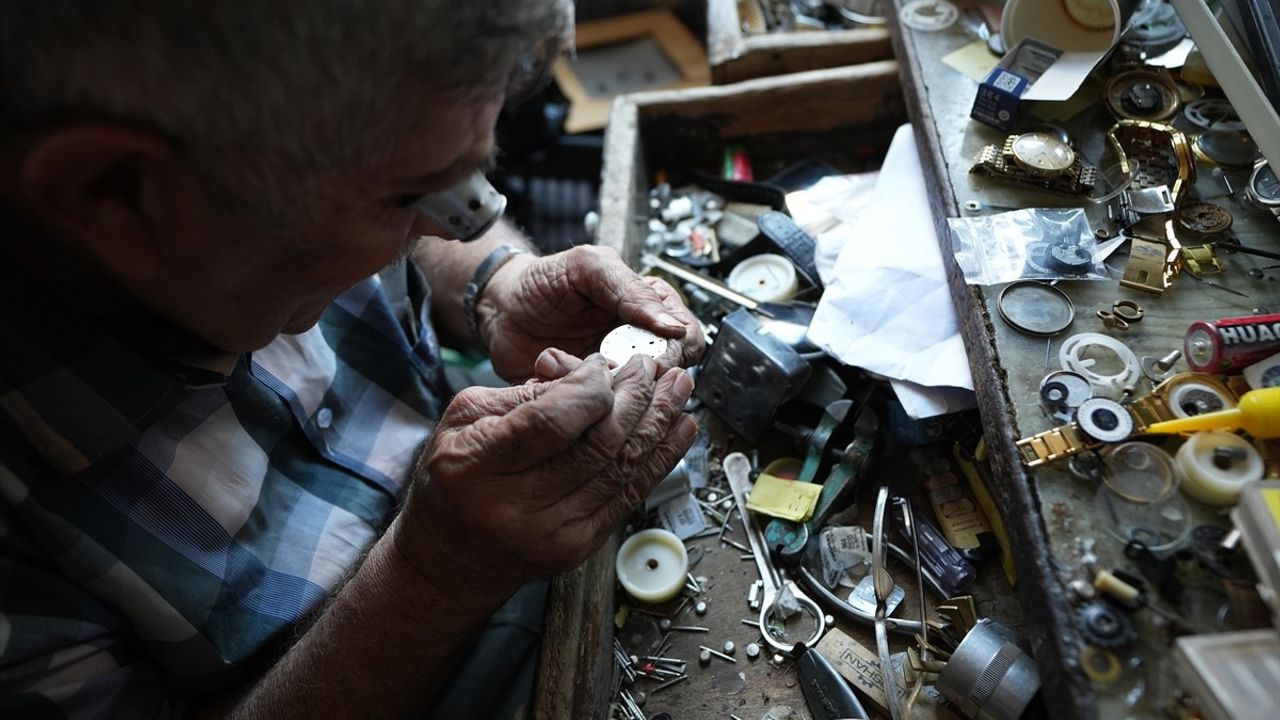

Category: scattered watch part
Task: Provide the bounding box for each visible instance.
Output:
[1176,201,1234,235]
[1174,431,1264,506]
[1141,349,1182,383]
[1122,1,1187,51]
[726,253,798,303]
[1075,601,1136,649]
[1127,185,1174,214]
[997,281,1076,337]
[1076,398,1136,444]
[1080,646,1123,684]
[934,619,1041,720]
[1041,370,1094,409]
[1068,450,1105,482]
[1060,332,1142,397]
[1047,243,1094,275]
[1192,130,1259,169]
[746,642,761,660]
[1101,441,1179,502]
[600,324,669,369]
[963,199,1022,214]
[616,529,689,603]
[898,0,959,31]
[1040,381,1072,409]
[1242,350,1280,389]
[1105,68,1181,121]
[1166,379,1235,418]
[1184,98,1246,132]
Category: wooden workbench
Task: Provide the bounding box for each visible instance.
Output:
[886,4,1280,719]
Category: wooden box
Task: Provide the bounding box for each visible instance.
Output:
[707,0,893,84]
[531,61,905,719]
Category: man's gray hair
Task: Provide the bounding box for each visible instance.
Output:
[0,1,571,221]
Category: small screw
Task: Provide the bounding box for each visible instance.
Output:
[698,648,712,665]
[695,601,708,616]
[746,643,761,660]
[1213,446,1247,469]
[659,619,672,632]
[723,641,736,655]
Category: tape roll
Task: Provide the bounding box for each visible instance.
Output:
[617,529,689,603]
[1174,431,1264,506]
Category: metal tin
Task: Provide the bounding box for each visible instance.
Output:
[1184,313,1280,373]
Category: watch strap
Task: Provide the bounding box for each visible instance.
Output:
[756,211,820,287]
[464,245,530,349]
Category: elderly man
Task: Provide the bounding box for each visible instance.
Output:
[0,2,704,718]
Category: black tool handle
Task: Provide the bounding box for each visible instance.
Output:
[794,643,870,720]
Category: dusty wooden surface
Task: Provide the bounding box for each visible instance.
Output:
[532,534,620,720]
[887,4,1280,719]
[706,0,892,84]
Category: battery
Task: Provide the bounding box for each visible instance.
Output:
[1184,313,1280,373]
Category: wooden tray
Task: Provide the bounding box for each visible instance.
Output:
[707,0,893,84]
[532,61,907,719]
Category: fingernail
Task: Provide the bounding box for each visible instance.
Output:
[677,415,698,441]
[673,369,695,398]
[534,349,560,377]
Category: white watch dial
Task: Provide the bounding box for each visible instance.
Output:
[1011,132,1076,173]
[726,253,799,303]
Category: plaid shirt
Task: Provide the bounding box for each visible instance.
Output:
[0,260,447,717]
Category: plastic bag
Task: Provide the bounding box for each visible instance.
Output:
[948,208,1109,284]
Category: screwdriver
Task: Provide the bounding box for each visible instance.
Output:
[793,642,870,720]
[1143,386,1280,439]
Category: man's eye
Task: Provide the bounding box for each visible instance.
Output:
[395,193,425,208]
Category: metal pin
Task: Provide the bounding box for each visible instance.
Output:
[651,675,689,693]
[722,537,751,553]
[671,625,710,632]
[687,573,702,593]
[699,645,738,663]
[741,618,759,627]
[674,597,691,617]
[739,553,755,561]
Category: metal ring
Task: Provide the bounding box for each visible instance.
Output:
[997,281,1076,337]
[1080,646,1122,683]
[1111,299,1144,322]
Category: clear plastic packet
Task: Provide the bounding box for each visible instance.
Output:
[948,208,1109,285]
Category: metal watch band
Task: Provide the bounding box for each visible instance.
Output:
[1017,422,1097,467]
[463,245,530,349]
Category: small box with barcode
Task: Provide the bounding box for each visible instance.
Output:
[969,38,1060,132]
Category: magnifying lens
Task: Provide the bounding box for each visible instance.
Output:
[413,170,508,241]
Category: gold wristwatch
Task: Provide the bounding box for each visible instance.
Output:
[971,131,1098,196]
[1107,120,1196,204]
[1017,373,1244,467]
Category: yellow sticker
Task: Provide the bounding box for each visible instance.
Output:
[746,472,821,522]
[942,39,1000,83]
[1262,488,1280,528]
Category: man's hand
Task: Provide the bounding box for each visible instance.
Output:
[397,353,697,593]
[475,245,705,381]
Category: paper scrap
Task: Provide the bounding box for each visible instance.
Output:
[943,39,1000,82]
[746,473,821,522]
[657,492,708,540]
[818,526,871,588]
[816,629,962,719]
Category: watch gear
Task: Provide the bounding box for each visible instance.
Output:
[971,132,1098,196]
[1176,202,1234,236]
[1076,601,1137,649]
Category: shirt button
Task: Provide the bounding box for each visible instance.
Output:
[316,407,333,429]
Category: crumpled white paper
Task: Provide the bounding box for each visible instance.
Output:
[806,124,976,419]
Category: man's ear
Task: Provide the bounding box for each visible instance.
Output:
[19,126,191,281]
